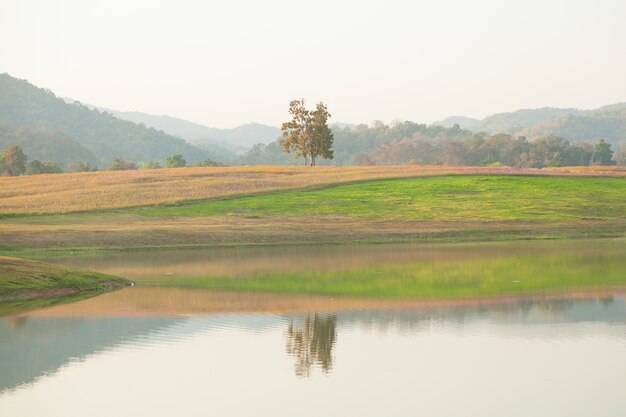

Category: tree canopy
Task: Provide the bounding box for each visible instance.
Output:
[3,145,27,176]
[279,99,334,166]
[166,154,187,168]
[593,139,615,166]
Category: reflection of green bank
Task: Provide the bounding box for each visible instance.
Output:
[0,291,112,317]
[147,241,626,298]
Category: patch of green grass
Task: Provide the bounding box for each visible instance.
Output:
[0,256,130,304]
[138,176,626,221]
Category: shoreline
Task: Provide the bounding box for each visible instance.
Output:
[0,257,130,316]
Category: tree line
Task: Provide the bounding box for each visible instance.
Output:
[0,145,223,176]
[241,117,625,167]
[357,131,620,167]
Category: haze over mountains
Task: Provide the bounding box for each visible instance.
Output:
[108,112,280,149]
[0,74,218,167]
[62,101,281,156]
[1,73,625,169]
[436,104,626,145]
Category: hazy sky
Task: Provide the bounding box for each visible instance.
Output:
[2,0,626,128]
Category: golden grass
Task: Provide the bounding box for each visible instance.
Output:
[3,212,624,250]
[2,165,625,215]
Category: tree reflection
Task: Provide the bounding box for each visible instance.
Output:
[285,313,337,377]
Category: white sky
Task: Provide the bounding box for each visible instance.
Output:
[1,0,626,128]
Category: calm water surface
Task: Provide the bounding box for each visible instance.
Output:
[1,241,625,416]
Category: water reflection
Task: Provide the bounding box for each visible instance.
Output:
[286,314,337,376]
[0,316,184,393]
[41,240,626,299]
[1,292,624,395]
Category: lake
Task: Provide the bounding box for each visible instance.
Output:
[1,240,625,416]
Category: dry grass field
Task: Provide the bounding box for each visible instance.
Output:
[1,165,625,215]
[1,165,625,253]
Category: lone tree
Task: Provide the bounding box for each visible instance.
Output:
[593,139,615,166]
[3,145,27,176]
[166,154,187,168]
[279,99,334,166]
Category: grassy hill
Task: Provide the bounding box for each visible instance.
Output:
[0,166,625,253]
[139,175,626,222]
[0,256,129,314]
[0,74,215,166]
[3,165,623,215]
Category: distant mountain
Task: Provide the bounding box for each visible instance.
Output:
[0,74,214,166]
[434,116,480,129]
[60,99,240,162]
[472,107,586,134]
[592,102,626,117]
[99,108,280,150]
[330,122,358,130]
[192,122,280,148]
[518,114,626,145]
[435,103,626,145]
[0,124,99,167]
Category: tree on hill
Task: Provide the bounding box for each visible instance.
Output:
[194,158,225,167]
[26,160,62,174]
[142,160,162,169]
[77,162,95,172]
[3,145,27,176]
[593,139,615,166]
[279,99,334,166]
[108,158,137,171]
[166,154,187,168]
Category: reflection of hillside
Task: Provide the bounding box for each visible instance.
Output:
[333,296,626,333]
[2,294,623,388]
[286,314,337,377]
[0,316,182,393]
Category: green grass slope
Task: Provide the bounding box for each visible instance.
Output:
[0,257,130,314]
[140,175,626,222]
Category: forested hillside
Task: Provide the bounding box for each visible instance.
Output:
[0,74,212,167]
[0,124,98,167]
[437,103,626,146]
[238,122,625,167]
[518,114,626,145]
[2,73,624,170]
[237,123,474,166]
